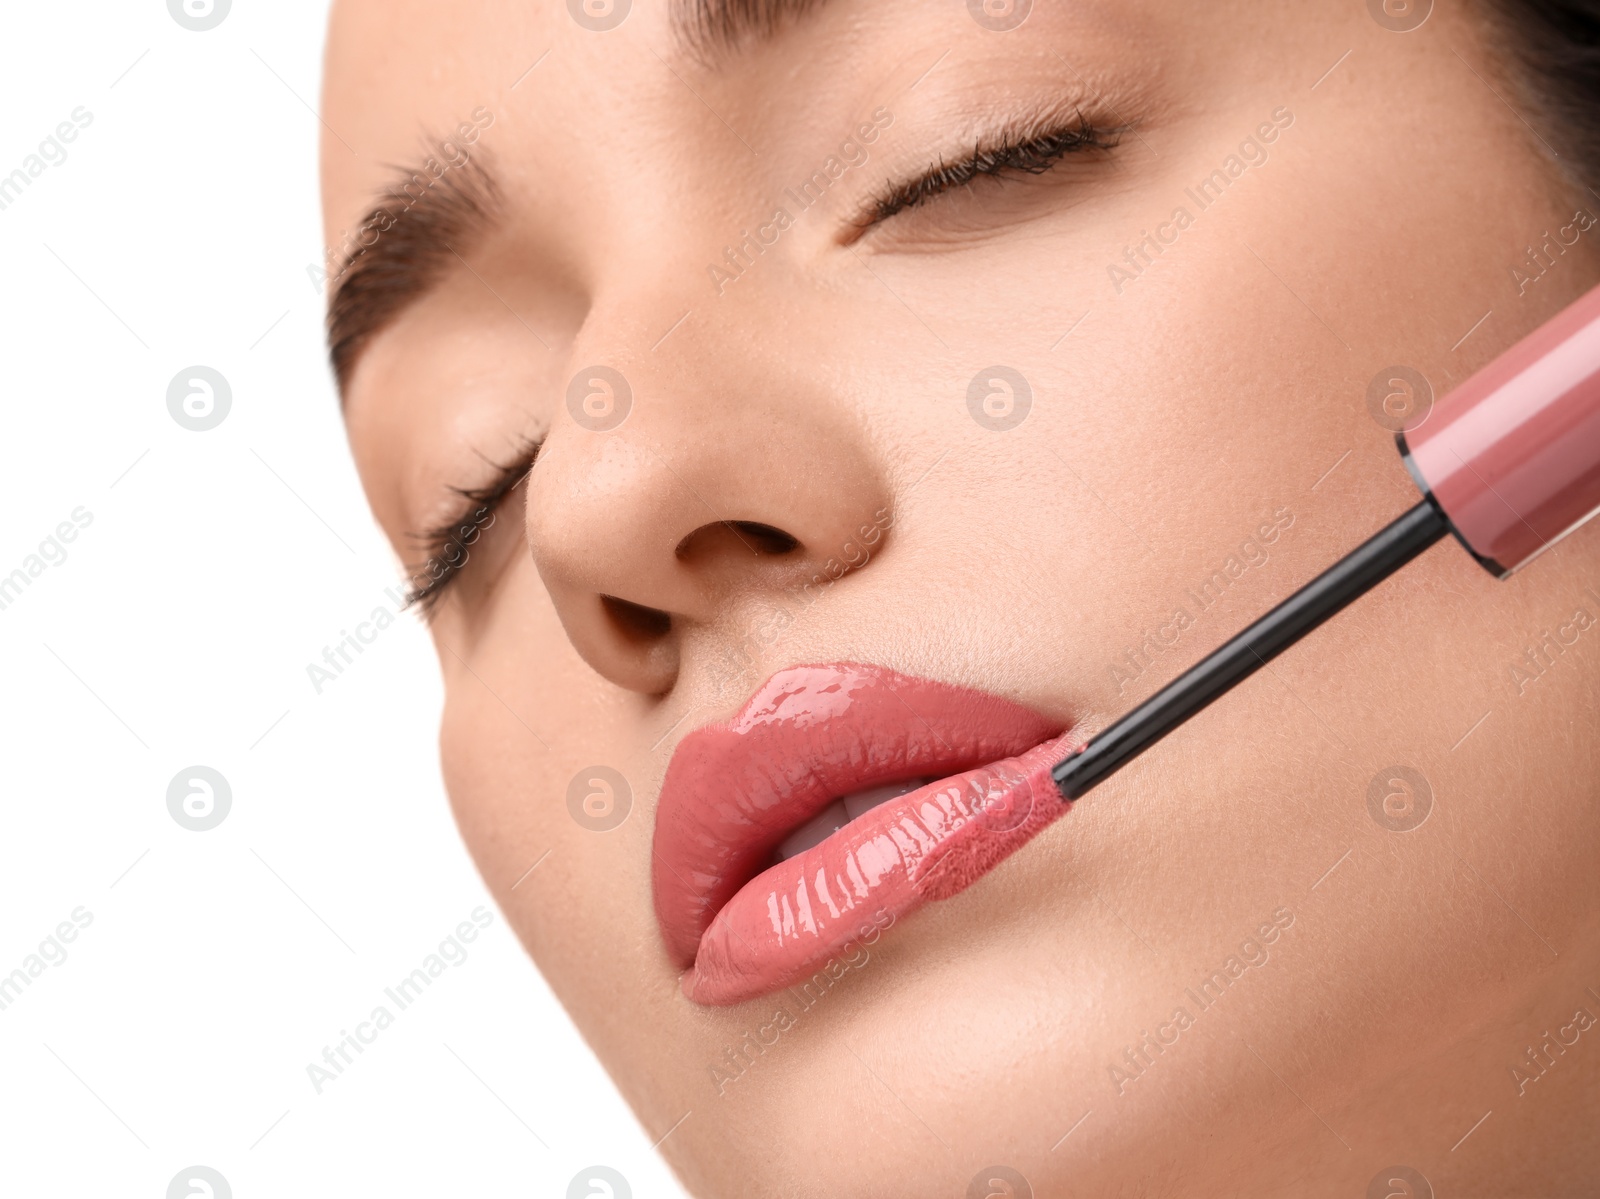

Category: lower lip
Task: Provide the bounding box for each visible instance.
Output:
[684,735,1073,1006]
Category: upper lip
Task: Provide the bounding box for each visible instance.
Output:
[651,662,1072,1005]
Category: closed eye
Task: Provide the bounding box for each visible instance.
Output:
[403,436,542,614]
[859,110,1124,228]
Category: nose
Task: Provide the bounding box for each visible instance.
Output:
[526,308,891,696]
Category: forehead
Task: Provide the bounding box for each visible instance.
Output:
[322,0,599,248]
[321,0,830,246]
[317,0,1144,252]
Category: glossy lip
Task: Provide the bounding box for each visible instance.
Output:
[652,663,1076,1006]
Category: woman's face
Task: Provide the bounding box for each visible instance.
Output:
[323,1,1600,1193]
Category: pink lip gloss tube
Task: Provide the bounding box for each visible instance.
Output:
[1401,283,1600,576]
[1057,280,1600,799]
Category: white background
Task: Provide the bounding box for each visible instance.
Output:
[0,3,690,1195]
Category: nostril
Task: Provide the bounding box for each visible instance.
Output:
[602,594,673,642]
[675,521,800,560]
[728,521,799,555]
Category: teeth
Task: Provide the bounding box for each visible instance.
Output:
[775,779,931,862]
[842,778,928,819]
[775,800,849,862]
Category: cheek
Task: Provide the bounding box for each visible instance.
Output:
[436,580,591,901]
[438,673,545,900]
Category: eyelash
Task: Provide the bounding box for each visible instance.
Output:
[403,436,542,614]
[864,111,1123,226]
[405,116,1117,610]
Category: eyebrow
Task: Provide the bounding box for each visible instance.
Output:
[672,0,828,57]
[326,147,502,395]
[328,6,825,393]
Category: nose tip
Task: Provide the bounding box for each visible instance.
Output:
[526,357,891,696]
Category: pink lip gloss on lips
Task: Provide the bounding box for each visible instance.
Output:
[653,284,1600,1008]
[650,664,1072,1007]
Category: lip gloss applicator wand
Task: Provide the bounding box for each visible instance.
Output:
[1053,282,1600,801]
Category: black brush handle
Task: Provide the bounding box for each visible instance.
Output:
[1052,500,1449,800]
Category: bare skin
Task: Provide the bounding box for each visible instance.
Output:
[322,1,1600,1194]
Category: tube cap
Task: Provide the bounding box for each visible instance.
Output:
[1400,283,1600,576]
